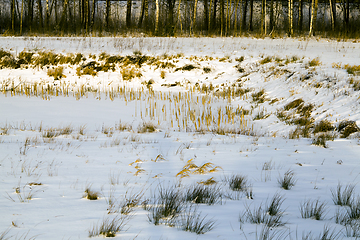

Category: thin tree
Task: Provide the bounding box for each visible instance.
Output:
[155,0,159,34]
[220,0,224,35]
[37,0,44,32]
[249,0,253,31]
[105,0,110,31]
[288,0,293,35]
[241,0,248,32]
[298,0,303,31]
[204,0,209,31]
[126,0,132,28]
[329,0,336,31]
[309,0,318,36]
[20,0,24,34]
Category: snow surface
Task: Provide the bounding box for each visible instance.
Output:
[0,37,360,239]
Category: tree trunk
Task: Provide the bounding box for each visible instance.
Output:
[261,0,265,34]
[298,0,303,31]
[249,0,253,31]
[269,0,274,31]
[220,0,224,35]
[204,0,209,31]
[37,0,44,31]
[106,0,110,30]
[91,0,96,31]
[126,0,132,28]
[155,0,159,34]
[288,0,293,35]
[45,0,49,31]
[11,0,16,32]
[27,0,34,32]
[241,0,247,32]
[234,0,240,35]
[329,0,336,31]
[212,0,218,30]
[60,0,68,33]
[309,0,318,36]
[20,0,24,34]
[138,0,145,27]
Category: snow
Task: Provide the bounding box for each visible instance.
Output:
[0,37,360,239]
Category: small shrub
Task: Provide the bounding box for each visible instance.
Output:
[121,67,142,81]
[84,186,100,200]
[179,205,215,234]
[259,56,273,64]
[297,103,314,117]
[313,120,334,134]
[175,64,198,71]
[47,66,65,80]
[138,122,156,133]
[344,64,360,75]
[252,89,266,103]
[278,170,296,190]
[18,51,34,64]
[235,56,244,62]
[0,55,19,69]
[312,133,335,148]
[338,120,360,138]
[203,67,212,73]
[300,199,327,220]
[331,183,355,206]
[160,70,166,79]
[42,128,60,138]
[185,184,222,205]
[308,58,321,67]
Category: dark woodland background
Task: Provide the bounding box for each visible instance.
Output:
[0,0,359,38]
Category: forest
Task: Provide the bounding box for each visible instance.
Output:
[0,0,359,38]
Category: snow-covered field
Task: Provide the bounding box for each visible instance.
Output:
[1,37,360,239]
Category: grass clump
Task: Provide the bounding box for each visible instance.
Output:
[121,67,142,81]
[312,133,335,148]
[252,89,266,103]
[259,56,273,65]
[267,193,285,216]
[148,185,184,226]
[331,183,355,206]
[175,64,198,72]
[300,199,327,220]
[84,186,100,200]
[278,170,296,190]
[185,184,222,205]
[308,58,321,67]
[179,205,215,234]
[284,98,304,111]
[47,66,66,80]
[138,122,156,133]
[42,128,60,138]
[344,64,360,75]
[88,215,129,238]
[240,199,286,228]
[120,190,144,215]
[203,67,212,73]
[226,174,248,191]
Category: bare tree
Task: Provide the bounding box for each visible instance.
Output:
[309,0,318,36]
[126,0,132,28]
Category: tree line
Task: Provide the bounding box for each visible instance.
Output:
[0,0,359,37]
